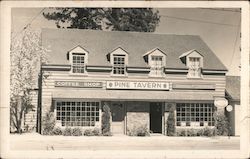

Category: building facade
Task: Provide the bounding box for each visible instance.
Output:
[225,76,240,136]
[33,28,231,135]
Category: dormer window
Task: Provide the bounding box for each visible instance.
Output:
[107,47,128,76]
[151,56,163,76]
[143,48,166,77]
[179,49,203,78]
[72,53,85,73]
[68,45,89,74]
[188,57,201,78]
[113,54,126,75]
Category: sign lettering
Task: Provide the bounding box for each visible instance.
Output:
[106,81,170,90]
[55,81,102,88]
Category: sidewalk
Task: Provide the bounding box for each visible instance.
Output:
[9,133,240,151]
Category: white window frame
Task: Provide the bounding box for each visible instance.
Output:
[150,55,164,77]
[55,100,101,128]
[185,50,203,79]
[176,103,216,128]
[187,57,202,78]
[112,54,126,75]
[110,47,128,76]
[147,49,166,77]
[68,46,89,75]
[71,53,86,74]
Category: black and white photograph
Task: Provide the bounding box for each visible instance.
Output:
[0,1,249,159]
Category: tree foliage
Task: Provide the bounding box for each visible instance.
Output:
[167,106,176,136]
[10,27,48,133]
[214,111,230,136]
[101,103,111,136]
[43,8,160,32]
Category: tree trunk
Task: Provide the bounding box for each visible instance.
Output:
[16,96,23,134]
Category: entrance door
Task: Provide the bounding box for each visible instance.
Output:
[150,103,162,133]
[110,102,125,134]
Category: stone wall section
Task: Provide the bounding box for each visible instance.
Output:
[126,102,149,134]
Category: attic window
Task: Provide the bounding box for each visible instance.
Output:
[72,53,85,73]
[179,49,203,78]
[68,46,89,74]
[150,56,164,76]
[108,47,128,76]
[143,48,166,77]
[188,57,201,78]
[113,54,126,75]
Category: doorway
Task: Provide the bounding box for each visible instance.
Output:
[150,102,162,133]
[110,102,125,134]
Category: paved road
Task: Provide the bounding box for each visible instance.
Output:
[10,134,240,151]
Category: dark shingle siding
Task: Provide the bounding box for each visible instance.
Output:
[42,28,227,70]
[226,76,240,100]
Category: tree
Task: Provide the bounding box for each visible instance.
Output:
[10,27,48,133]
[167,106,176,136]
[101,103,111,136]
[43,8,160,32]
[214,111,230,136]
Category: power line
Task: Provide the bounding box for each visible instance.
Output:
[200,8,241,13]
[229,20,241,67]
[160,14,239,27]
[12,8,46,40]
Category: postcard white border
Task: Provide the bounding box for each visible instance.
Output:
[0,1,249,159]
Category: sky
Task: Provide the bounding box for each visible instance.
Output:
[11,8,241,76]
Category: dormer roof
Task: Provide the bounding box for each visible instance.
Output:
[42,28,227,71]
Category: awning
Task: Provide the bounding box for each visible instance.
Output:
[52,89,216,101]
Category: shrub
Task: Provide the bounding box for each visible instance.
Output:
[63,127,72,136]
[187,128,197,136]
[166,106,176,136]
[176,127,215,137]
[52,126,63,135]
[93,128,101,136]
[197,129,204,136]
[101,103,111,136]
[203,127,215,137]
[214,112,230,136]
[84,129,94,136]
[72,127,83,136]
[42,112,55,135]
[128,124,150,136]
[176,129,186,136]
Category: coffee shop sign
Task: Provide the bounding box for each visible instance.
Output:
[106,81,170,90]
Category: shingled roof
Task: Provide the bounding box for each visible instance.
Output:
[226,76,240,101]
[42,28,227,70]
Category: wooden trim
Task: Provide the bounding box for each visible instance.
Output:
[172,84,215,90]
[127,67,150,73]
[86,65,112,72]
[42,64,71,71]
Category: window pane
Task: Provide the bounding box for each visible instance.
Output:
[113,55,126,75]
[55,101,99,127]
[176,103,215,127]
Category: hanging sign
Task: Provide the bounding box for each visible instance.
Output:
[106,81,170,90]
[55,81,102,88]
[226,105,233,112]
[214,98,228,107]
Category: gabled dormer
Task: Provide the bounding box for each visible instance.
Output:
[143,48,167,77]
[107,47,128,76]
[67,45,89,74]
[179,49,203,78]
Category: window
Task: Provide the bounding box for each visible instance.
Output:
[176,103,216,127]
[188,57,201,78]
[72,53,85,73]
[56,101,100,127]
[150,56,164,76]
[113,54,126,75]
